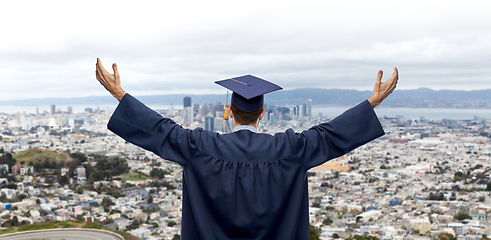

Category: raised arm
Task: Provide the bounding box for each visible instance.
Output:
[95,58,127,101]
[368,67,399,108]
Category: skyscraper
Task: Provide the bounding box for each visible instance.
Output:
[183,107,194,125]
[50,105,56,114]
[168,98,175,116]
[204,116,214,131]
[293,105,299,116]
[193,103,200,115]
[67,106,73,114]
[307,99,312,117]
[184,96,192,108]
[199,103,208,116]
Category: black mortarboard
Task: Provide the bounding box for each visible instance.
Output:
[215,75,282,113]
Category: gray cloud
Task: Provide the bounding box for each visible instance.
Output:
[0,0,490,101]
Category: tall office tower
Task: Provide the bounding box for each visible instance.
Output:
[69,119,75,128]
[188,107,194,124]
[184,107,194,125]
[56,114,64,127]
[307,99,312,117]
[67,106,73,114]
[33,107,39,115]
[209,104,216,117]
[198,103,208,116]
[301,103,307,117]
[19,113,27,130]
[168,98,175,116]
[204,116,214,131]
[270,113,274,125]
[213,118,224,132]
[184,96,192,108]
[193,103,200,115]
[50,105,56,114]
[215,103,224,117]
[292,105,299,116]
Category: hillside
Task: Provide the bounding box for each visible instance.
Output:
[13,148,73,166]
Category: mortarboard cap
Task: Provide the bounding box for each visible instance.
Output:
[215,75,282,113]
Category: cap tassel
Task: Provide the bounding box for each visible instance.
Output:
[223,104,229,120]
[223,91,229,120]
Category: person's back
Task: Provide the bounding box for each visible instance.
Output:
[182,130,307,239]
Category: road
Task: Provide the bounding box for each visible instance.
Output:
[0,229,122,240]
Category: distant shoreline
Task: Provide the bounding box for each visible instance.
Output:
[2,88,491,109]
[2,104,491,121]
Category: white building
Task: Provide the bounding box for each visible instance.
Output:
[448,222,468,236]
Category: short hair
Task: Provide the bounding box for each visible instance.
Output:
[230,103,263,125]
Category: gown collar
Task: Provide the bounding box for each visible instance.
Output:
[232,125,257,133]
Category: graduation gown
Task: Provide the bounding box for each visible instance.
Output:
[107,94,385,240]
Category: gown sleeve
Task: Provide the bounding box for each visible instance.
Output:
[107,94,201,166]
[288,100,385,169]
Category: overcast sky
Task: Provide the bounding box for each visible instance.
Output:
[0,0,490,101]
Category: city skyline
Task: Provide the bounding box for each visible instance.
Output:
[0,1,490,101]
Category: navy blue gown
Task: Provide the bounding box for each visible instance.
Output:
[107,94,385,239]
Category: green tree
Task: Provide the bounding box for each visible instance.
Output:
[172,234,180,240]
[346,235,379,240]
[101,197,114,208]
[71,152,87,163]
[168,220,177,227]
[148,222,159,228]
[59,175,68,185]
[127,219,140,230]
[323,217,333,225]
[332,233,340,239]
[487,182,491,191]
[76,214,85,221]
[309,224,320,240]
[439,233,457,240]
[439,236,449,240]
[106,188,122,198]
[454,212,472,221]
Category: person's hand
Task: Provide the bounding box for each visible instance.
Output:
[368,68,398,108]
[95,58,126,101]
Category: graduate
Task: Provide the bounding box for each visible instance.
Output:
[95,58,398,239]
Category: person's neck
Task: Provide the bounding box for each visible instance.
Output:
[233,122,258,129]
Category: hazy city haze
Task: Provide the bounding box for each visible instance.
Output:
[1,0,490,101]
